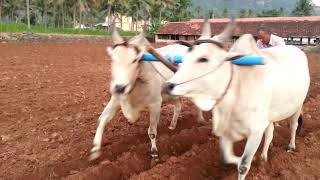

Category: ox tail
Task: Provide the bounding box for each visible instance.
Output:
[297,113,303,134]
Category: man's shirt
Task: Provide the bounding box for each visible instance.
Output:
[257,34,286,49]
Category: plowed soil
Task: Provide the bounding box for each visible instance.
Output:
[0,42,319,180]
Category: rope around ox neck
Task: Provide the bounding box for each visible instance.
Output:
[174,61,234,106]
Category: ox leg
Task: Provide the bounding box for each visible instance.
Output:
[287,109,301,152]
[148,102,161,160]
[261,123,274,162]
[90,96,120,160]
[168,99,181,130]
[197,109,208,125]
[220,137,240,165]
[238,131,264,180]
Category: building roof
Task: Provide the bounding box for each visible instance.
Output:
[156,16,320,37]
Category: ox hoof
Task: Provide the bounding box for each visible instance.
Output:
[197,118,208,125]
[238,166,247,175]
[150,157,160,167]
[287,146,296,153]
[168,125,176,130]
[260,154,268,162]
[151,149,159,159]
[89,148,101,161]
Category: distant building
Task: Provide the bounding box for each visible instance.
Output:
[96,15,149,31]
[155,16,320,46]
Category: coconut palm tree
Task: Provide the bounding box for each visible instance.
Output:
[33,0,52,28]
[124,0,155,31]
[2,0,23,21]
[54,0,65,28]
[154,0,176,23]
[26,0,30,29]
[105,0,115,30]
[0,0,3,22]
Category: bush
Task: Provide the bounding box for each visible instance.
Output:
[146,21,162,42]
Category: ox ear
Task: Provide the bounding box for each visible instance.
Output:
[106,47,114,60]
[112,25,124,45]
[212,18,236,43]
[224,52,246,61]
[199,19,211,40]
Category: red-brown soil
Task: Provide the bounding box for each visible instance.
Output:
[0,42,319,180]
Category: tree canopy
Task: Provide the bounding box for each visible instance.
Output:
[0,0,193,30]
[292,0,314,16]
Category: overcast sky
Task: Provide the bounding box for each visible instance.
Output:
[313,0,320,6]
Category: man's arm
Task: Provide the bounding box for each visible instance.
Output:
[256,40,264,49]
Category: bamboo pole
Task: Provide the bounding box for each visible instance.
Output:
[147,47,178,73]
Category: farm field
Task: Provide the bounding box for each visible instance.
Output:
[0,42,319,180]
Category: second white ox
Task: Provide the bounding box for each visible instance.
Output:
[90,29,206,160]
[163,20,310,180]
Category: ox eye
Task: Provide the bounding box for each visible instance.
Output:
[132,59,138,64]
[198,58,209,63]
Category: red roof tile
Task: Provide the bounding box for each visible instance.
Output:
[156,16,320,37]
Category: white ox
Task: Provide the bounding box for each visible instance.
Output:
[163,20,310,179]
[90,29,206,160]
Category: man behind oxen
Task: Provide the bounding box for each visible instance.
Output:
[257,27,285,49]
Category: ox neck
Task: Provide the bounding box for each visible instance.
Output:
[128,61,163,94]
[215,63,234,106]
[141,61,169,80]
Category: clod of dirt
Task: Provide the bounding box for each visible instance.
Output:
[65,116,73,122]
[100,159,111,165]
[19,154,38,162]
[51,132,59,138]
[69,170,79,175]
[169,156,179,163]
[1,135,11,142]
[41,138,50,142]
[161,155,170,161]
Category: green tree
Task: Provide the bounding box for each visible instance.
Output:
[247,9,255,17]
[154,0,176,23]
[292,0,313,16]
[194,5,202,18]
[0,0,193,31]
[162,0,192,22]
[239,9,247,18]
[239,9,256,18]
[222,8,229,18]
[0,0,3,22]
[2,0,23,21]
[54,0,66,28]
[33,0,53,28]
[105,0,116,30]
[257,7,284,17]
[208,9,214,18]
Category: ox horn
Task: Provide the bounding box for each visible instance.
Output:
[199,19,212,40]
[141,21,177,73]
[212,17,236,43]
[111,19,124,45]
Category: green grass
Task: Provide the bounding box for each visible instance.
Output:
[0,22,138,36]
[308,47,320,54]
